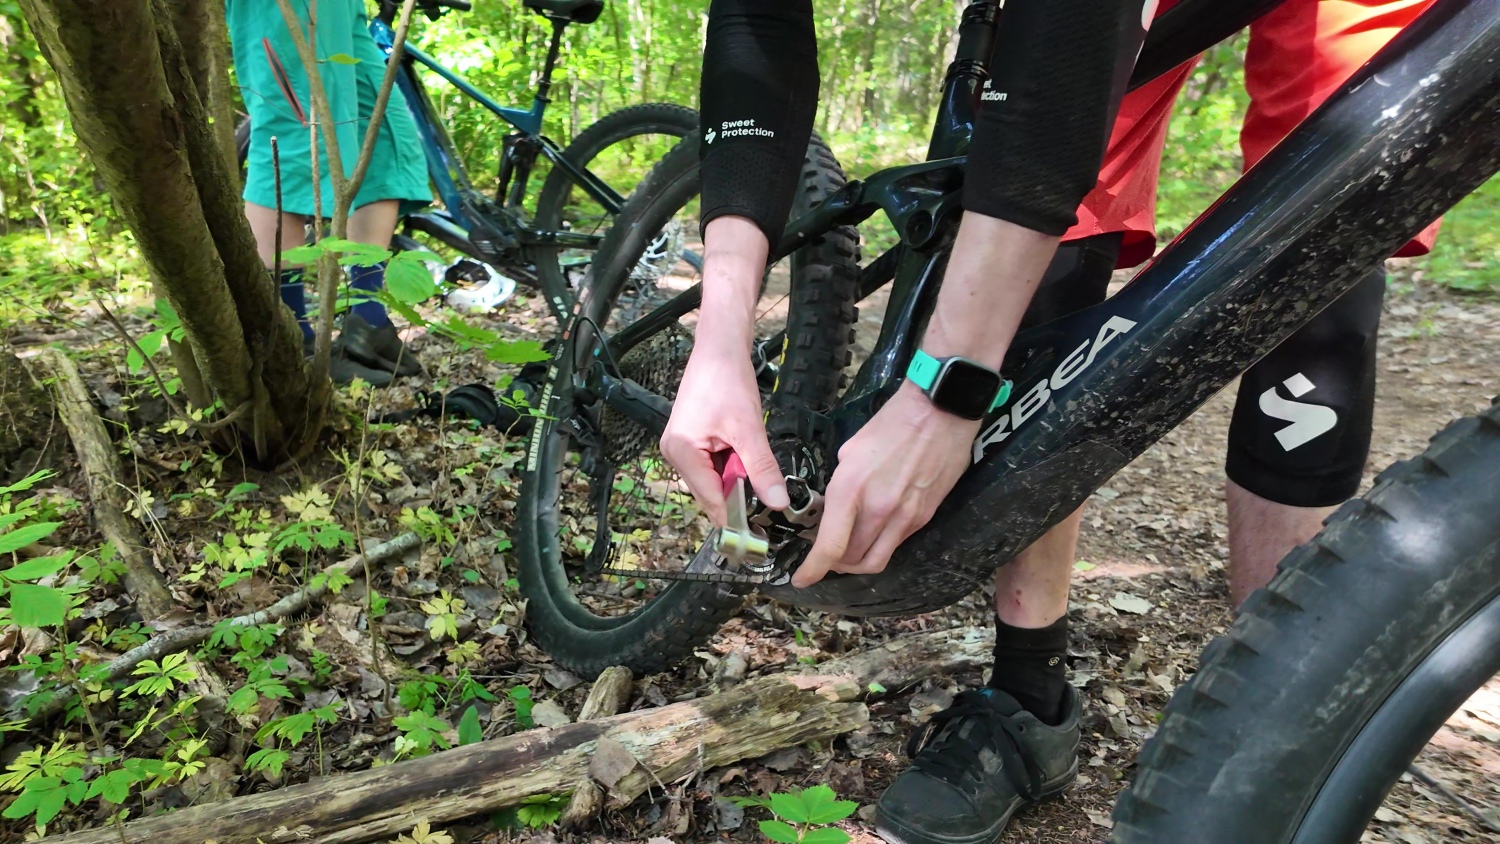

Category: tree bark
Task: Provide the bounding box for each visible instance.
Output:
[15,0,325,463]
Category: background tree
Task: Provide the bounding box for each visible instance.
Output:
[15,0,324,464]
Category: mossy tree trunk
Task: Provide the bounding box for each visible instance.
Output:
[16,0,328,464]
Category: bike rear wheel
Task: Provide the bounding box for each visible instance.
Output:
[532,103,698,297]
[1112,398,1500,844]
[516,132,860,676]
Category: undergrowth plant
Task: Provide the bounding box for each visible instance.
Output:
[733,785,859,844]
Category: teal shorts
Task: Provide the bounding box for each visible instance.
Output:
[227,0,431,216]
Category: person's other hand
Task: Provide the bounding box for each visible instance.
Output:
[659,341,790,527]
[791,381,979,588]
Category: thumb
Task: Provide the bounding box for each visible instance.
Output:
[736,430,789,511]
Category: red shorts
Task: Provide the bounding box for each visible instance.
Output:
[1067,0,1441,268]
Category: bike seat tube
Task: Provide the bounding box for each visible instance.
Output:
[927,0,1000,160]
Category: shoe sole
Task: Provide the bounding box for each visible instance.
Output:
[873,762,1078,844]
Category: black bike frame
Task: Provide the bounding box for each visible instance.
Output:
[593,0,1500,615]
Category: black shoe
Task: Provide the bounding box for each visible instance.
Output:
[335,313,423,377]
[305,336,395,387]
[875,687,1080,844]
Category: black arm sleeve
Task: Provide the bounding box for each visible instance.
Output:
[964,0,1149,235]
[699,0,819,247]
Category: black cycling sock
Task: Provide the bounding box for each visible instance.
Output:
[987,615,1070,725]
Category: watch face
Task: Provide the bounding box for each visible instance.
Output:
[933,359,1003,420]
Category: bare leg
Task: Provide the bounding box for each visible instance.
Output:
[347,199,399,248]
[244,201,309,268]
[993,506,1085,628]
[1225,479,1336,607]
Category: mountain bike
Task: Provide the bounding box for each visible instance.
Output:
[516,0,1500,840]
[235,0,698,322]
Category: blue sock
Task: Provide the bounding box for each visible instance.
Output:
[278,269,314,342]
[348,263,391,328]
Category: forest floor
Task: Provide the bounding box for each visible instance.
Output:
[1,261,1495,844]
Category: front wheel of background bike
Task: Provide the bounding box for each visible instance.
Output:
[516,132,860,677]
[531,103,698,298]
[1112,397,1500,844]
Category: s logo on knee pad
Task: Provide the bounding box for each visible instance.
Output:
[1260,372,1338,451]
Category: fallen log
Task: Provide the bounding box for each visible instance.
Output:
[51,674,866,844]
[49,626,990,844]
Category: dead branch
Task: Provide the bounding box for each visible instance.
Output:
[28,348,175,619]
[24,348,233,720]
[18,532,420,724]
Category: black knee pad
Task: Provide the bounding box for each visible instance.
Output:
[1020,231,1123,330]
[1225,267,1386,507]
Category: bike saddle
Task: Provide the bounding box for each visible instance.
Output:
[523,0,604,25]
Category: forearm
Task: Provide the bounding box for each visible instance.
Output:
[921,212,1060,369]
[696,215,769,353]
[699,0,818,246]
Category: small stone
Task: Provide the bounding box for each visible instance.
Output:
[530,699,571,728]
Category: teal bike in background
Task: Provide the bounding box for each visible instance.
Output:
[238,0,698,321]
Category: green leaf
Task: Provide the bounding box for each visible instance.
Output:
[0,521,61,554]
[227,684,260,716]
[769,791,811,824]
[86,768,138,804]
[759,819,803,844]
[326,52,361,65]
[245,748,290,779]
[484,338,550,365]
[799,786,857,824]
[137,329,165,358]
[320,237,391,266]
[1,552,71,583]
[866,681,886,695]
[126,347,144,375]
[9,583,69,628]
[280,244,326,264]
[799,828,852,844]
[457,705,483,746]
[384,253,439,304]
[0,470,55,496]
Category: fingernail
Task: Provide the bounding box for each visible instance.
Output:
[766,483,790,510]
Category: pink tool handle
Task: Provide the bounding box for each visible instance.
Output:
[714,451,748,499]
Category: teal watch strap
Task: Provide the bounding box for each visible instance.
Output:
[907,348,943,392]
[991,376,1012,411]
[906,349,1012,412]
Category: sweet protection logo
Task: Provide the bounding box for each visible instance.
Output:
[1259,372,1338,450]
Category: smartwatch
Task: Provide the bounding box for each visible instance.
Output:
[905,349,1011,421]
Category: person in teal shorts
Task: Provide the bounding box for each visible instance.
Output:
[228,0,432,384]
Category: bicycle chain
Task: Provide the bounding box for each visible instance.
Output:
[597,558,787,586]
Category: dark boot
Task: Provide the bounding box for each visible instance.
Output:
[305,336,394,387]
[335,313,423,377]
[875,687,1081,844]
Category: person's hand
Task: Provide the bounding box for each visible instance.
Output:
[659,340,790,527]
[791,381,979,588]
